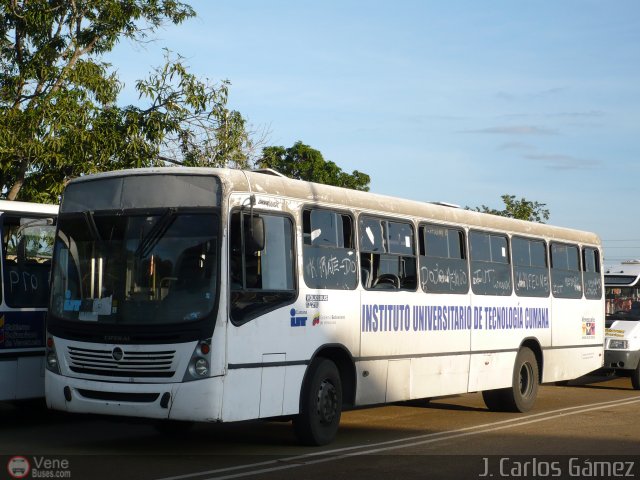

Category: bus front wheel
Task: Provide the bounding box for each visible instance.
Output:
[631,363,640,390]
[293,358,342,446]
[482,347,539,413]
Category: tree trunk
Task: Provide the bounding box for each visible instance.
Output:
[7,159,29,201]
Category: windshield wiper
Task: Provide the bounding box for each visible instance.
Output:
[134,208,177,259]
[83,211,102,240]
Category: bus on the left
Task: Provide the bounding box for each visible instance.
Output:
[0,200,57,402]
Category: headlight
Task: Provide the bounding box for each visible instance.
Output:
[46,351,59,370]
[608,339,628,349]
[183,340,212,381]
[194,358,209,376]
[45,336,60,374]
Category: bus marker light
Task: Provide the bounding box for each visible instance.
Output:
[63,386,72,402]
[160,392,171,408]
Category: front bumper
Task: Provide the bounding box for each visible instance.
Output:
[46,370,224,422]
[603,349,640,371]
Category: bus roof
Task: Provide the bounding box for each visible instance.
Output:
[0,199,58,216]
[64,167,601,246]
[604,260,640,287]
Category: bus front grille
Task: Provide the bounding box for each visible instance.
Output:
[67,346,177,378]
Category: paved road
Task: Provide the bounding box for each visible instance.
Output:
[1,373,639,480]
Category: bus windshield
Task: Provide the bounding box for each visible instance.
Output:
[50,210,219,325]
[605,286,640,321]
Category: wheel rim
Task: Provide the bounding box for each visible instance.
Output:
[315,379,338,425]
[519,362,534,397]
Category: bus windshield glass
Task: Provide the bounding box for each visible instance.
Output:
[605,285,640,321]
[50,211,219,325]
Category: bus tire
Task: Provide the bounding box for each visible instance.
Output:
[482,347,539,413]
[293,358,342,446]
[482,389,508,411]
[631,364,640,390]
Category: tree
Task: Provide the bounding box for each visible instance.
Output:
[468,194,550,223]
[0,1,254,203]
[135,51,255,169]
[256,141,370,191]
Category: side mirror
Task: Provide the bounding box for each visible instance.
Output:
[244,215,265,253]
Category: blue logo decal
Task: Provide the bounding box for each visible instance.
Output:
[290,308,307,327]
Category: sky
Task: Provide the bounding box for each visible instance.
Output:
[108,0,640,264]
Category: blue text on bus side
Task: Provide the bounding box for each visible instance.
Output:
[361,304,549,333]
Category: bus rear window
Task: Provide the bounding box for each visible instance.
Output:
[583,247,602,300]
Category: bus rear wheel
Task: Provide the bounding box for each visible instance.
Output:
[293,358,342,446]
[482,347,539,413]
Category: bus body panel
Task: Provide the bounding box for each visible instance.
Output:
[225,291,359,368]
[0,311,48,400]
[0,360,18,400]
[467,351,518,391]
[220,364,306,421]
[550,298,601,347]
[541,346,604,382]
[409,355,470,398]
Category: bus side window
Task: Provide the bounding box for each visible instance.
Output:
[419,224,469,294]
[582,247,602,300]
[550,243,582,298]
[302,208,357,290]
[469,231,512,296]
[229,210,296,324]
[512,237,549,298]
[359,216,416,291]
[2,215,56,308]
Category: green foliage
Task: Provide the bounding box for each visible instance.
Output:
[468,194,550,223]
[133,51,253,169]
[0,0,252,203]
[257,141,370,191]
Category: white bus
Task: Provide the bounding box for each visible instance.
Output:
[603,260,640,389]
[0,200,57,402]
[45,168,604,445]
